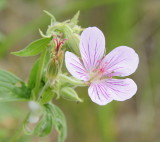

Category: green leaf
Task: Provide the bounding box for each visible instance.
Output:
[28,49,50,100]
[23,105,53,137]
[28,59,39,90]
[12,38,51,56]
[46,104,67,142]
[27,51,50,100]
[33,48,48,96]
[0,70,31,102]
[23,103,67,140]
[39,88,56,105]
[34,108,53,137]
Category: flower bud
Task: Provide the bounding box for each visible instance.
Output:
[56,50,64,70]
[63,25,80,55]
[46,51,64,85]
[46,57,59,83]
[60,87,83,103]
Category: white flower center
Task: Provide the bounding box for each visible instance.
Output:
[89,68,106,83]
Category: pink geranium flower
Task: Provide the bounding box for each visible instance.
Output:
[65,27,139,105]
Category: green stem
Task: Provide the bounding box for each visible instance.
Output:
[59,74,86,86]
[37,80,49,101]
[33,49,47,100]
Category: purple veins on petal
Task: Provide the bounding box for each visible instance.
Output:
[65,26,139,105]
[88,82,113,105]
[88,78,137,105]
[65,51,89,81]
[100,46,139,77]
[80,27,106,72]
[105,78,137,101]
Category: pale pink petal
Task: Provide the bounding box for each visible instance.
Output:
[100,46,139,77]
[105,78,137,101]
[88,78,137,105]
[88,82,113,105]
[65,51,89,81]
[80,27,105,72]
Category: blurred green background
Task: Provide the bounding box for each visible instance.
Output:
[0,0,160,142]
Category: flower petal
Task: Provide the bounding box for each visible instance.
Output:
[88,82,113,105]
[100,46,139,77]
[105,78,137,101]
[80,27,105,72]
[65,51,88,81]
[88,78,137,105]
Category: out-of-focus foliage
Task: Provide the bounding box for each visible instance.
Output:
[0,0,6,10]
[0,33,6,57]
[23,103,67,141]
[0,70,30,102]
[0,0,160,142]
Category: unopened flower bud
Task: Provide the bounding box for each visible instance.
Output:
[62,25,80,55]
[60,87,83,103]
[47,57,59,84]
[57,50,64,69]
[46,51,64,84]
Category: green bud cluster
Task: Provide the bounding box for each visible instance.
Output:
[40,11,83,55]
[1,11,87,141]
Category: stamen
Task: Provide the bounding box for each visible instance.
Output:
[52,34,68,55]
